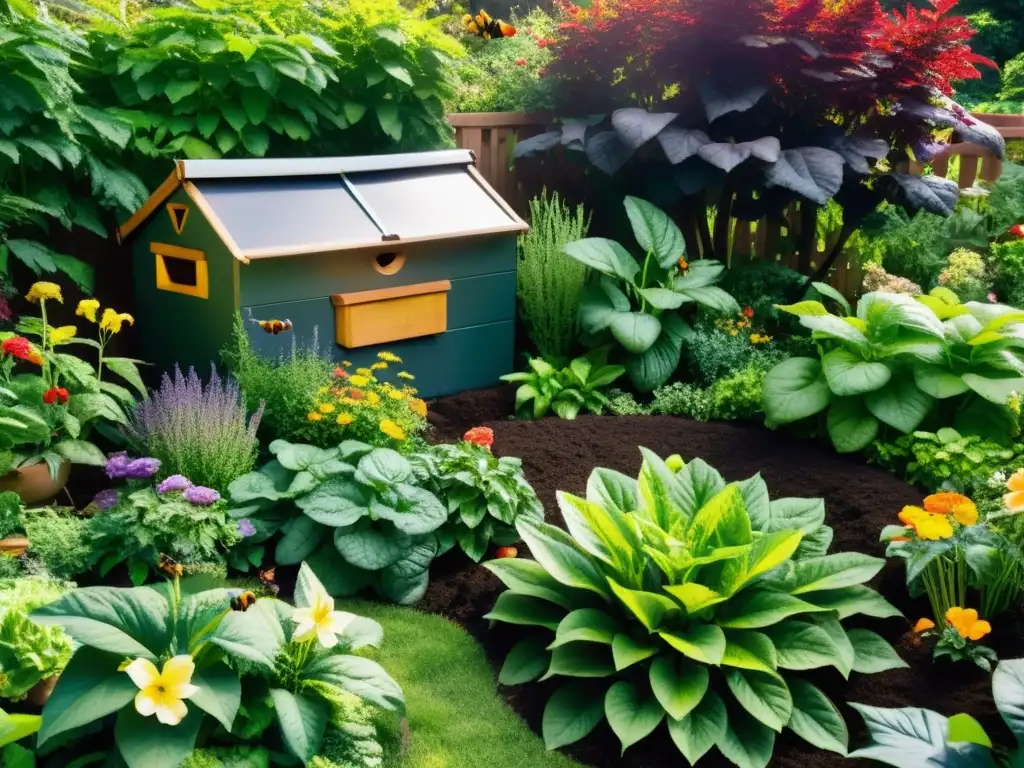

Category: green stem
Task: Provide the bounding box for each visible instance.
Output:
[40,299,49,386]
[638,251,653,313]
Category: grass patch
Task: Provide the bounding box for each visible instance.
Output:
[341,600,581,768]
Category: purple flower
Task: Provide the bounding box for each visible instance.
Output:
[93,489,120,510]
[104,452,131,479]
[184,486,221,506]
[105,453,161,480]
[238,519,257,538]
[157,474,192,494]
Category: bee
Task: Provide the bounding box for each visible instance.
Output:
[229,590,258,612]
[250,317,293,335]
[158,553,183,578]
[461,10,516,40]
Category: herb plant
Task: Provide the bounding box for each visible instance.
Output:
[410,434,543,561]
[501,348,626,419]
[567,196,737,391]
[850,657,1024,767]
[127,365,264,493]
[14,506,91,580]
[516,189,590,361]
[228,440,447,604]
[486,449,904,766]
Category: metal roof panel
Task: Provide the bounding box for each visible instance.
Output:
[179,149,473,181]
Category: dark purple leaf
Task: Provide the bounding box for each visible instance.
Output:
[802,69,847,82]
[657,127,710,164]
[699,76,769,123]
[790,38,824,59]
[899,97,1006,160]
[610,109,678,151]
[891,172,959,216]
[586,131,634,175]
[698,137,781,172]
[512,131,561,159]
[765,147,844,204]
[561,120,589,151]
[827,135,890,174]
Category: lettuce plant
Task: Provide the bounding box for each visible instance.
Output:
[850,657,1024,767]
[500,349,626,419]
[485,449,904,768]
[566,196,737,391]
[0,576,72,701]
[763,290,1024,452]
[410,440,543,562]
[228,440,446,604]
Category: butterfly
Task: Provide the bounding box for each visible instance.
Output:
[259,567,280,596]
[250,317,293,335]
[462,10,516,40]
[230,590,258,612]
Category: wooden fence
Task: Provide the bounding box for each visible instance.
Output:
[450,111,1024,299]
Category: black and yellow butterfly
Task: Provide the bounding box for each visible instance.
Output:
[462,10,516,40]
[250,317,293,335]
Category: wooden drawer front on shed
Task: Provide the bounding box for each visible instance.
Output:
[331,281,451,348]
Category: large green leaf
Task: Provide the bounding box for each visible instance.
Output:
[913,365,970,399]
[864,378,934,433]
[624,196,685,269]
[270,689,328,763]
[482,558,578,610]
[993,659,1024,743]
[610,312,662,354]
[659,624,726,665]
[295,479,368,527]
[375,484,447,535]
[790,553,884,594]
[721,630,777,674]
[787,679,848,754]
[38,647,136,745]
[605,681,666,754]
[543,643,615,679]
[848,629,908,674]
[484,593,566,630]
[516,519,611,598]
[822,348,891,396]
[190,664,241,732]
[763,358,832,425]
[724,668,793,731]
[716,703,776,768]
[563,238,640,281]
[666,689,727,764]
[799,585,902,620]
[543,681,606,749]
[686,484,752,558]
[716,590,827,629]
[827,398,880,453]
[612,634,659,671]
[334,527,411,571]
[625,313,691,392]
[848,704,985,766]
[210,600,286,668]
[763,497,825,536]
[379,539,437,605]
[550,609,618,647]
[500,637,551,685]
[275,517,326,565]
[608,579,680,631]
[114,707,203,768]
[805,614,855,678]
[301,654,404,714]
[762,619,844,673]
[650,656,710,720]
[962,373,1024,405]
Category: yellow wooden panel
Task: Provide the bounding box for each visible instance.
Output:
[155,253,210,299]
[332,282,450,348]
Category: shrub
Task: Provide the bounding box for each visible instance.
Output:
[990,238,1024,307]
[650,382,714,420]
[604,389,651,416]
[685,314,774,387]
[485,450,903,764]
[517,189,590,361]
[937,248,990,301]
[1000,51,1024,101]
[20,507,91,580]
[127,365,263,493]
[861,262,924,296]
[653,357,778,422]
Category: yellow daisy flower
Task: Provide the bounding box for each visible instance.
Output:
[371,362,388,370]
[100,308,135,334]
[318,403,335,414]
[388,389,406,400]
[410,398,427,418]
[379,419,406,441]
[366,391,381,406]
[397,371,415,381]
[76,298,100,322]
[336,413,354,426]
[307,411,323,421]
[349,375,369,387]
[26,281,63,303]
[356,368,372,376]
[377,351,402,363]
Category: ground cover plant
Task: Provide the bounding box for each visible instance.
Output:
[501,349,626,419]
[485,448,904,767]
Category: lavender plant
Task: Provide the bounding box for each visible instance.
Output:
[127,365,264,492]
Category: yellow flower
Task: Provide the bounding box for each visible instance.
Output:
[349,375,370,387]
[398,371,415,381]
[945,607,992,641]
[378,351,402,363]
[380,419,406,441]
[99,308,134,334]
[923,492,978,526]
[341,360,352,367]
[912,514,954,541]
[318,403,335,414]
[371,362,388,370]
[388,389,406,400]
[342,397,362,407]
[366,391,381,406]
[1005,469,1024,512]
[291,582,355,649]
[356,368,372,376]
[25,282,62,303]
[49,325,77,345]
[124,655,199,726]
[898,505,928,526]
[307,411,323,421]
[410,398,427,418]
[729,329,739,336]
[913,618,935,633]
[336,413,353,426]
[76,298,100,322]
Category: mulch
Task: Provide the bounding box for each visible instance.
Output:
[418,385,1020,768]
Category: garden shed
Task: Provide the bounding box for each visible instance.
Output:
[117,149,528,398]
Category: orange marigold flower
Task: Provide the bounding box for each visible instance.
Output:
[1005,469,1024,513]
[742,306,754,318]
[332,366,348,379]
[464,426,494,449]
[945,607,992,641]
[495,546,518,558]
[410,398,427,418]
[924,492,978,525]
[913,618,935,633]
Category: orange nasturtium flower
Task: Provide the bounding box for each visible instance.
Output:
[898,505,953,540]
[898,505,928,526]
[913,618,935,633]
[945,607,991,641]
[924,492,978,526]
[1005,469,1024,513]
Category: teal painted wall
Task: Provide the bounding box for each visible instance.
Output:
[239,236,517,398]
[131,189,238,377]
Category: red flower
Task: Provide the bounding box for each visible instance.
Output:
[464,426,495,449]
[332,366,349,378]
[515,57,527,66]
[43,387,68,406]
[1,336,40,365]
[496,546,518,558]
[742,306,754,319]
[1009,224,1024,239]
[536,37,554,48]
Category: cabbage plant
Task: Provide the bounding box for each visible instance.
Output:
[485,449,905,768]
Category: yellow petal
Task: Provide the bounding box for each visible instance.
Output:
[125,658,160,689]
[968,620,991,640]
[135,689,159,717]
[160,655,196,689]
[155,696,188,726]
[1008,469,1024,493]
[1005,489,1024,512]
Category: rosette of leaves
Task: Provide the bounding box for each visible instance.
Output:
[500,348,626,419]
[227,440,446,604]
[410,441,543,561]
[566,196,738,391]
[485,449,904,768]
[849,657,1024,767]
[763,289,1024,452]
[0,576,73,702]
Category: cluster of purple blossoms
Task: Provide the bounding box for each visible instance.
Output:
[105,453,161,480]
[157,475,192,494]
[182,485,221,507]
[237,519,257,538]
[92,489,120,510]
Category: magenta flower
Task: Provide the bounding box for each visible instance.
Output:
[157,475,192,494]
[93,489,119,510]
[184,486,221,506]
[238,519,257,538]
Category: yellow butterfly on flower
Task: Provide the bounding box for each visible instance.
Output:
[124,655,199,726]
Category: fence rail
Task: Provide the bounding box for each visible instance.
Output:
[449,111,1023,299]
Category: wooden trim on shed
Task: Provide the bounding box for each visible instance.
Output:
[466,165,529,230]
[331,280,452,307]
[149,242,205,261]
[448,112,553,128]
[116,170,181,243]
[241,222,529,260]
[181,181,249,264]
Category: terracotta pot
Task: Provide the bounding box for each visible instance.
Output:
[0,536,29,557]
[0,461,71,505]
[26,675,58,707]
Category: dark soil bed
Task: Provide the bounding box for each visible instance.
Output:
[421,386,1022,768]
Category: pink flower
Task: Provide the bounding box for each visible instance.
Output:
[515,57,527,66]
[988,292,999,303]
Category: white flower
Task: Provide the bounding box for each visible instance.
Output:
[124,655,199,726]
[292,583,355,648]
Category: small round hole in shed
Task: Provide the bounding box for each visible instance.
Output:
[372,252,405,275]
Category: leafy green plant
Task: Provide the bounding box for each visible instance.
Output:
[568,196,737,391]
[653,358,778,423]
[227,440,446,604]
[501,348,625,419]
[937,248,991,302]
[18,507,91,580]
[517,189,590,361]
[0,1,146,290]
[0,576,72,701]
[410,437,543,562]
[485,449,904,767]
[849,657,1024,767]
[763,290,1024,453]
[990,238,1024,308]
[0,706,40,749]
